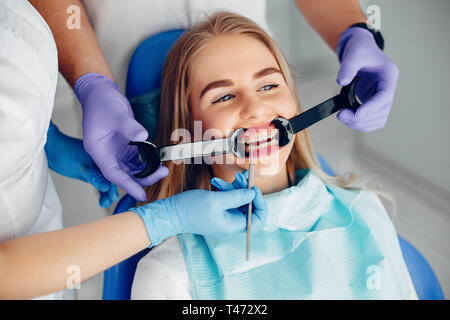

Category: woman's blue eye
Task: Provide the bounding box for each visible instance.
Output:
[259,84,279,91]
[212,85,278,104]
[213,94,234,104]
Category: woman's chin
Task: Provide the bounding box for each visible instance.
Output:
[254,164,283,176]
[235,154,286,176]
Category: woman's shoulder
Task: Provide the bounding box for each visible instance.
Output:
[131,236,192,299]
[354,190,397,226]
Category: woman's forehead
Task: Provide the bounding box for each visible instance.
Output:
[190,34,279,85]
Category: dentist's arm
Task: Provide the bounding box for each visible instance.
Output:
[29,0,158,201]
[0,211,148,299]
[293,0,367,51]
[294,0,399,132]
[0,188,266,299]
[28,0,112,85]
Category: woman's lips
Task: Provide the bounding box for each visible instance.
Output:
[245,121,273,130]
[241,122,274,135]
[239,123,278,144]
[236,122,281,159]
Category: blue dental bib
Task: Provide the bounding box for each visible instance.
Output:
[177,169,411,299]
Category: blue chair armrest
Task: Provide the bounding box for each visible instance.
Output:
[398,236,445,300]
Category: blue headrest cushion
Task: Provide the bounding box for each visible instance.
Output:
[126,29,184,142]
[126,29,185,99]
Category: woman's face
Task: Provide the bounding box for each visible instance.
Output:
[189,34,297,179]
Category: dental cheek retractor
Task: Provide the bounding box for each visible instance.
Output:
[129,78,360,178]
[271,78,361,147]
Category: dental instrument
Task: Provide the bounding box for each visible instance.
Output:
[129,127,247,178]
[246,143,255,261]
[272,77,361,148]
[130,78,360,178]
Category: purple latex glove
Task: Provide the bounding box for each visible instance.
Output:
[336,27,399,132]
[74,73,168,201]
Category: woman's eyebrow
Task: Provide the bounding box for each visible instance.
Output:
[252,67,281,79]
[199,67,281,99]
[200,79,233,98]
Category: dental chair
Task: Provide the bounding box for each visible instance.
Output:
[102,30,445,300]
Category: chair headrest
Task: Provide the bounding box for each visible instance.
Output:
[126,29,184,141]
[126,29,184,99]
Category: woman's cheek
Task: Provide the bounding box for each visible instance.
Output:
[201,113,236,138]
[269,90,298,119]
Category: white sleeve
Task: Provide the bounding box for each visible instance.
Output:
[0,58,49,182]
[0,0,57,183]
[131,236,192,300]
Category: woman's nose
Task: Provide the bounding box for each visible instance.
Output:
[238,93,271,121]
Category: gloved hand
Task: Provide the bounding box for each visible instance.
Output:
[211,170,250,192]
[211,171,267,223]
[74,73,167,201]
[130,185,267,248]
[336,27,399,132]
[45,121,119,208]
[210,172,268,234]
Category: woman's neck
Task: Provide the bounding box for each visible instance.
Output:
[211,164,290,195]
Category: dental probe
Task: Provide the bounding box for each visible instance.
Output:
[246,143,255,261]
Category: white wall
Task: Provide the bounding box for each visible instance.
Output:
[266,0,340,78]
[268,0,450,196]
[356,0,450,195]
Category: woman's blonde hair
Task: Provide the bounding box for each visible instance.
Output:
[144,11,394,213]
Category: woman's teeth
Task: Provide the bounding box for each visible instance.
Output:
[239,129,278,143]
[239,129,279,152]
[245,138,278,152]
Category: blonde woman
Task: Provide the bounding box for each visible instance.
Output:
[131,12,417,300]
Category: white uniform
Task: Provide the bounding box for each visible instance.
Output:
[82,0,269,90]
[0,0,66,299]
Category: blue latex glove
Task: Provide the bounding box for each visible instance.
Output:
[45,121,119,208]
[130,186,267,248]
[336,27,400,132]
[210,171,267,226]
[211,170,250,192]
